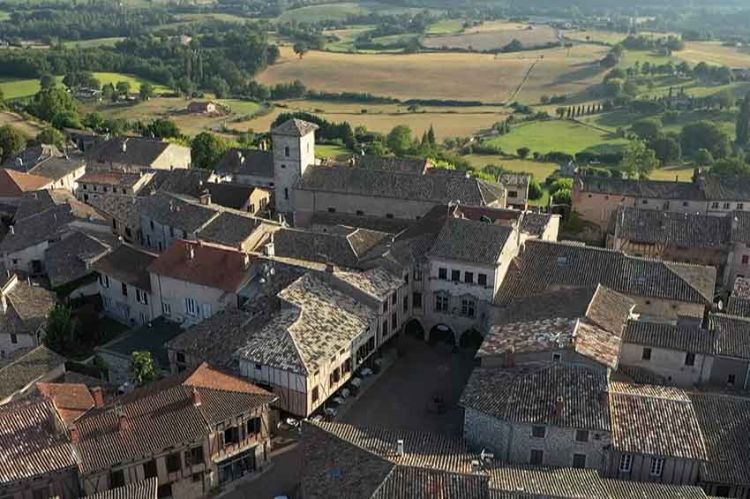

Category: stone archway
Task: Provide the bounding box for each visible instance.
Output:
[404,319,426,340]
[429,324,456,346]
[459,328,484,350]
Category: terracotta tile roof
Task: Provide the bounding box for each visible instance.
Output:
[690,391,750,486]
[497,287,598,323]
[0,397,76,483]
[73,363,275,473]
[36,382,95,427]
[373,466,490,499]
[147,239,254,293]
[0,276,57,336]
[573,320,622,370]
[429,217,513,265]
[622,320,715,355]
[480,317,576,357]
[496,240,716,307]
[274,226,390,269]
[585,285,634,336]
[92,243,157,292]
[461,364,610,431]
[83,477,158,499]
[145,168,211,197]
[608,381,707,460]
[0,346,66,402]
[709,313,750,359]
[272,118,318,137]
[0,168,52,196]
[488,465,708,498]
[2,144,61,171]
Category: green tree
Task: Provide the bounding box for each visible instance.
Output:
[621,139,659,178]
[427,125,436,147]
[146,118,180,139]
[115,81,131,98]
[36,127,65,148]
[44,305,76,353]
[737,93,750,146]
[551,188,571,206]
[711,157,750,176]
[51,111,82,130]
[386,125,413,156]
[649,136,681,164]
[293,42,309,59]
[630,119,662,141]
[102,83,115,102]
[191,132,230,169]
[0,125,27,163]
[131,351,157,386]
[83,112,105,132]
[695,148,715,166]
[549,178,573,197]
[139,82,155,101]
[517,147,530,159]
[29,87,79,122]
[40,73,56,90]
[680,121,730,159]
[528,179,543,201]
[209,77,230,99]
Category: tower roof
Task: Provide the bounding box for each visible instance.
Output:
[272,118,318,137]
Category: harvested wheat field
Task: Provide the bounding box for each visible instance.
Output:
[422,23,559,51]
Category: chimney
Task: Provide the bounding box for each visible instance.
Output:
[199,189,211,206]
[552,396,564,416]
[118,412,129,432]
[8,226,14,236]
[598,389,609,408]
[264,237,275,257]
[192,386,202,407]
[396,439,404,457]
[69,425,79,443]
[91,387,105,408]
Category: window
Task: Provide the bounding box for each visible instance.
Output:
[739,203,745,210]
[464,272,474,284]
[284,188,289,200]
[382,320,388,337]
[136,289,148,305]
[552,352,561,362]
[185,298,198,316]
[391,293,397,305]
[438,268,447,280]
[724,202,731,209]
[478,273,487,286]
[685,352,696,366]
[650,457,664,477]
[682,201,689,207]
[414,268,422,281]
[413,292,422,309]
[169,226,174,237]
[386,213,394,219]
[435,294,449,313]
[223,426,240,446]
[110,469,125,488]
[727,374,736,386]
[403,295,409,312]
[743,255,749,265]
[10,334,17,344]
[186,445,204,466]
[176,352,186,364]
[342,357,352,374]
[157,484,172,499]
[102,296,111,308]
[143,459,158,478]
[166,451,182,473]
[508,190,518,197]
[121,282,128,297]
[530,449,544,465]
[162,302,172,316]
[531,425,546,438]
[328,207,336,213]
[312,385,319,402]
[461,298,476,318]
[391,312,398,329]
[619,454,632,472]
[247,417,261,435]
[201,303,212,319]
[642,347,652,361]
[641,199,648,205]
[711,202,719,209]
[329,367,340,387]
[356,210,364,216]
[284,146,290,157]
[572,454,587,469]
[150,220,154,230]
[575,430,589,442]
[99,275,110,288]
[451,270,460,282]
[383,302,388,313]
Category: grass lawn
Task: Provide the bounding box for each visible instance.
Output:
[426,19,464,35]
[0,10,10,21]
[485,120,627,156]
[276,2,366,23]
[620,49,677,67]
[464,154,559,180]
[258,45,606,104]
[316,143,349,159]
[0,76,66,100]
[92,72,169,93]
[649,164,695,182]
[63,37,125,48]
[324,26,373,52]
[563,29,627,45]
[678,41,750,68]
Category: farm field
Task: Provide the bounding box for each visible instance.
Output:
[323,26,372,52]
[228,99,510,139]
[0,10,9,21]
[92,73,169,93]
[649,164,695,182]
[678,41,750,68]
[0,76,65,100]
[258,45,607,104]
[63,37,125,48]
[276,2,366,23]
[422,23,558,51]
[0,111,44,136]
[426,19,464,35]
[563,29,627,45]
[485,119,627,156]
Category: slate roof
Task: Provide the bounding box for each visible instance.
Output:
[699,174,750,201]
[272,118,319,137]
[0,346,66,402]
[487,465,708,498]
[0,204,76,253]
[45,230,116,288]
[690,391,750,486]
[206,182,257,210]
[309,211,413,234]
[731,210,750,244]
[36,382,95,427]
[273,227,390,269]
[622,320,715,354]
[214,148,274,178]
[2,144,61,171]
[238,273,376,374]
[83,477,158,499]
[579,176,704,200]
[86,137,177,168]
[139,191,218,233]
[429,217,513,265]
[334,267,404,301]
[608,381,707,460]
[196,211,265,248]
[0,397,76,484]
[496,240,716,306]
[0,168,52,197]
[298,165,506,206]
[351,155,431,175]
[147,240,254,293]
[708,313,750,359]
[0,277,57,336]
[29,154,85,182]
[92,244,156,292]
[461,364,610,431]
[86,194,143,230]
[145,168,212,197]
[78,171,145,188]
[613,207,731,248]
[73,363,276,473]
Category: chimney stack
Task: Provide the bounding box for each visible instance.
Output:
[192,386,202,407]
[553,396,564,416]
[9,225,14,235]
[118,412,129,432]
[91,386,105,408]
[199,189,211,206]
[396,439,404,457]
[69,425,79,443]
